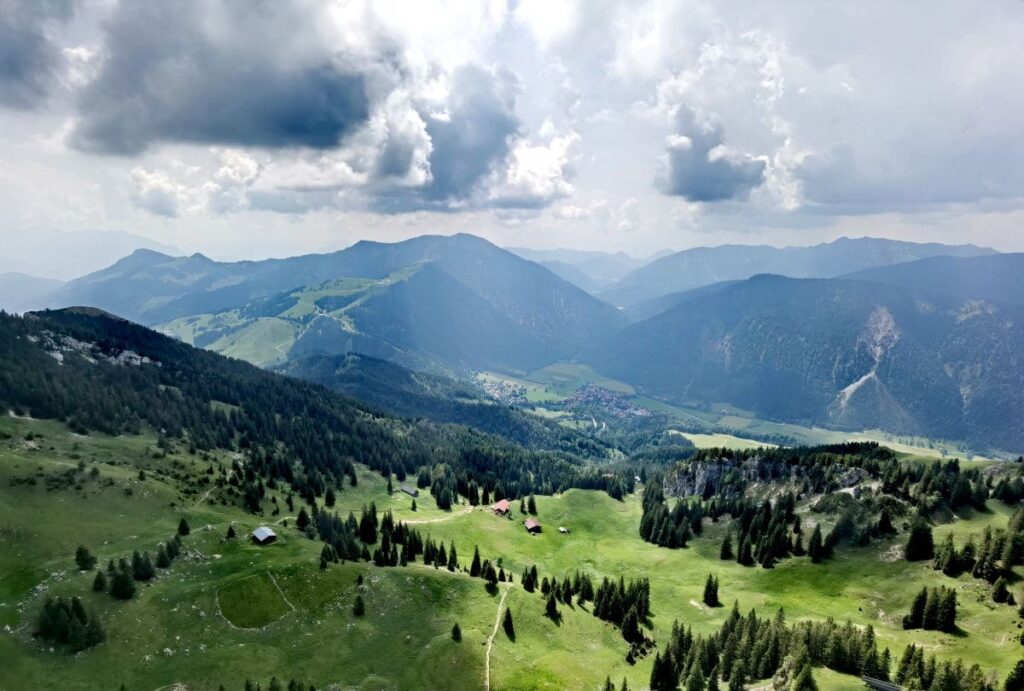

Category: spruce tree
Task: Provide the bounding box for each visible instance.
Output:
[451,622,462,641]
[502,607,515,639]
[92,569,106,592]
[353,595,365,616]
[720,531,734,560]
[1005,659,1024,691]
[905,519,934,561]
[470,546,482,577]
[545,592,558,620]
[75,545,96,572]
[702,574,719,607]
[178,518,191,536]
[992,576,1010,603]
[808,525,824,563]
[528,494,537,515]
[791,663,818,691]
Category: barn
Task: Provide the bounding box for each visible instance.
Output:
[524,518,541,534]
[400,484,419,497]
[491,499,511,516]
[251,526,277,545]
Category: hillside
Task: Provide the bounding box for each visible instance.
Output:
[46,234,624,373]
[277,352,613,456]
[589,275,1024,453]
[844,253,1024,306]
[601,237,995,308]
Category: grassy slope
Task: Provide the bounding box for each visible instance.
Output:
[1,415,1020,689]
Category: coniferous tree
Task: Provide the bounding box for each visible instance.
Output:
[808,525,824,563]
[226,524,236,540]
[502,607,515,639]
[528,494,537,515]
[92,569,106,592]
[178,518,191,536]
[1005,659,1024,691]
[905,518,934,561]
[703,574,719,607]
[353,595,365,616]
[156,544,170,569]
[470,546,482,577]
[75,545,96,571]
[992,576,1010,603]
[325,487,336,508]
[545,592,559,620]
[720,531,734,560]
[297,507,311,531]
[451,622,462,641]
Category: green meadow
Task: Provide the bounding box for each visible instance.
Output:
[0,415,1020,689]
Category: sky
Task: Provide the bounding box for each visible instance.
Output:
[1,0,1023,275]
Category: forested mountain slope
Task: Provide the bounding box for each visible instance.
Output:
[0,308,626,501]
[590,275,1024,452]
[277,351,612,457]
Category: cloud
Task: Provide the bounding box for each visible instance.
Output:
[130,167,190,218]
[658,107,766,202]
[0,0,74,109]
[69,1,376,154]
[487,121,580,208]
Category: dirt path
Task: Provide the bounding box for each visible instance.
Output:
[484,584,511,691]
[266,570,297,612]
[404,504,475,525]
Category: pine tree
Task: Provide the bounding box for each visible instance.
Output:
[720,531,734,560]
[353,595,365,616]
[451,622,462,641]
[178,518,191,536]
[992,576,1010,603]
[297,507,310,531]
[503,607,515,639]
[411,499,417,512]
[545,593,558,620]
[528,494,537,515]
[729,660,746,691]
[703,574,719,607]
[905,518,934,561]
[470,546,482,577]
[685,665,705,691]
[92,570,106,592]
[1004,659,1024,691]
[325,487,336,508]
[791,663,817,691]
[226,524,236,539]
[75,545,96,571]
[808,525,824,563]
[156,544,170,569]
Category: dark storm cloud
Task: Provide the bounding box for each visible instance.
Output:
[68,1,373,154]
[659,107,765,202]
[372,65,520,212]
[0,0,73,109]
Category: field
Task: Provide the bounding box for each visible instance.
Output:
[0,415,1020,690]
[668,430,777,451]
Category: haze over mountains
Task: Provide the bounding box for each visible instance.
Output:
[601,237,996,308]
[33,233,1024,452]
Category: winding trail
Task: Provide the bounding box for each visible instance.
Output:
[484,584,511,691]
[404,504,475,525]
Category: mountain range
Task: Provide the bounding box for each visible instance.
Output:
[33,233,1024,451]
[601,236,996,308]
[590,273,1024,452]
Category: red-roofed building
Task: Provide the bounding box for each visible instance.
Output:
[492,499,511,516]
[524,518,541,534]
